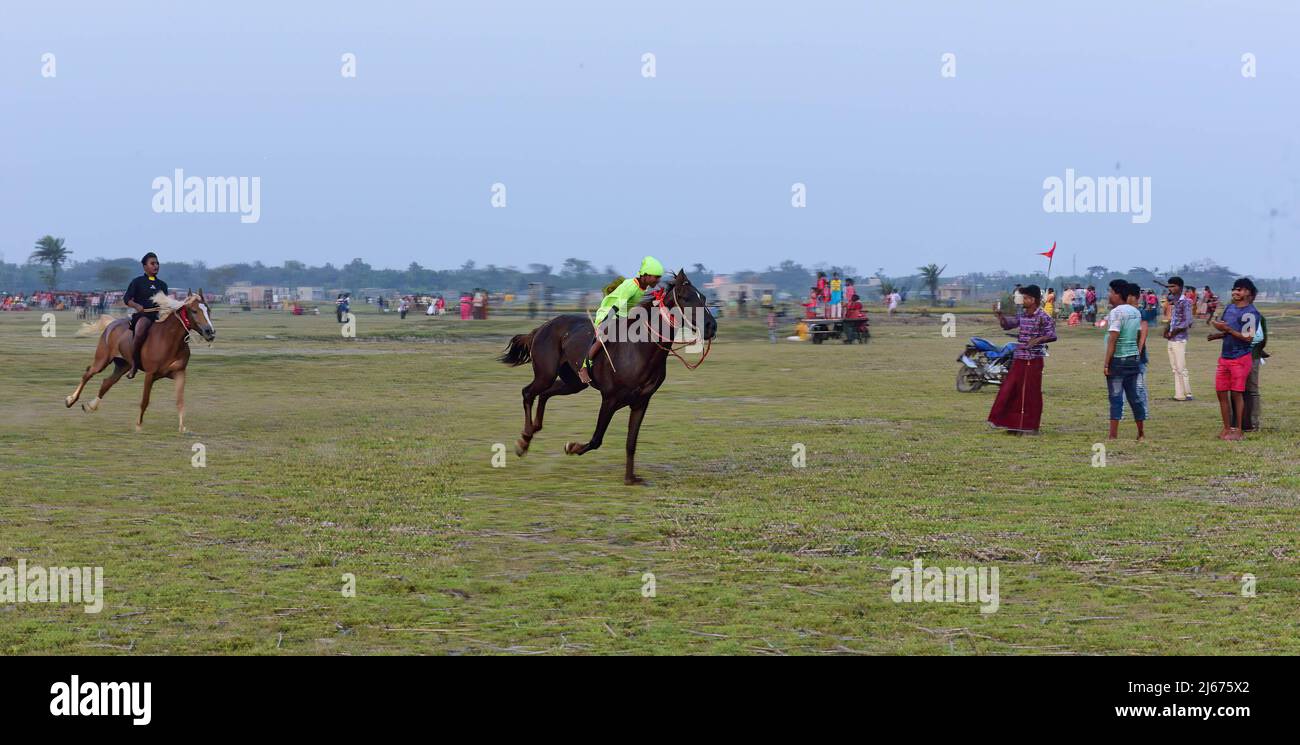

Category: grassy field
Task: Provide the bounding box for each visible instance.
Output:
[2,302,1298,655]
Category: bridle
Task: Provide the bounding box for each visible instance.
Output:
[174,300,213,346]
[642,284,712,370]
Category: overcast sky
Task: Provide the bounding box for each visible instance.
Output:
[3,1,1297,277]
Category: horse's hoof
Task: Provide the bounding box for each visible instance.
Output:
[624,476,645,486]
[64,396,74,408]
[564,442,581,455]
[515,439,528,457]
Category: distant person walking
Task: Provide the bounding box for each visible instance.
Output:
[1203,286,1219,322]
[987,285,1056,435]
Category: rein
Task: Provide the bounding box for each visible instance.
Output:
[642,286,712,370]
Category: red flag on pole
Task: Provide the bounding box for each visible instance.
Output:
[1038,241,1056,285]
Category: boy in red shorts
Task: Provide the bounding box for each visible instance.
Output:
[1208,278,1260,441]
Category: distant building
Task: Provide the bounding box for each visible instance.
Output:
[704,275,776,305]
[937,282,973,303]
[223,283,311,307]
[225,283,275,308]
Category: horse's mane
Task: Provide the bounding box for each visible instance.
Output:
[151,291,185,321]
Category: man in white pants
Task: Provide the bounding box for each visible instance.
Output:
[1163,275,1195,401]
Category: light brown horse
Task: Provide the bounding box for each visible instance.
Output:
[65,290,216,432]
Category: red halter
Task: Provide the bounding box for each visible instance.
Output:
[643,286,711,370]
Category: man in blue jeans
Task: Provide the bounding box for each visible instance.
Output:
[1103,279,1147,441]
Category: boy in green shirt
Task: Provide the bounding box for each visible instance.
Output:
[579,256,664,384]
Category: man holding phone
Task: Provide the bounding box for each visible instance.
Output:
[1207,278,1260,441]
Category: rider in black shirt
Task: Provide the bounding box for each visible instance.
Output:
[123,252,169,379]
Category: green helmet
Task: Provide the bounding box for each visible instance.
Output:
[639,256,665,277]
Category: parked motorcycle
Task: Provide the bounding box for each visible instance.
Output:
[956,337,1019,392]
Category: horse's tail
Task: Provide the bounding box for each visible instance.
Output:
[498,330,536,366]
[76,315,115,338]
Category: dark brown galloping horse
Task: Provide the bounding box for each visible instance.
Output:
[499,269,716,484]
[65,290,216,432]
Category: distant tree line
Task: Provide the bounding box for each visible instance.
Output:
[3,242,1295,302]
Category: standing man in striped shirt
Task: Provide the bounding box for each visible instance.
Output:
[1163,276,1195,401]
[987,284,1057,435]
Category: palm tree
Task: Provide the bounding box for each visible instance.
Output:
[917,263,947,301]
[29,236,72,290]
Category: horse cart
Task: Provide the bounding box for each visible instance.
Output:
[803,317,870,344]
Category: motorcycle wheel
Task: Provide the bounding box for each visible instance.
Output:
[956,365,984,392]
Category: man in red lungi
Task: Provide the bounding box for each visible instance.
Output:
[987,284,1057,435]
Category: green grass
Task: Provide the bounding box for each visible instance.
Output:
[1,303,1298,655]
